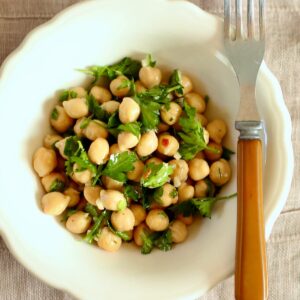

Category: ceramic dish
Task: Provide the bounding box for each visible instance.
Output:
[0,0,293,299]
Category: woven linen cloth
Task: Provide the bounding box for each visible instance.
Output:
[0,0,299,299]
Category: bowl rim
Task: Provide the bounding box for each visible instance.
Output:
[0,0,294,299]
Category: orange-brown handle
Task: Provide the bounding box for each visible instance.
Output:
[235,139,268,300]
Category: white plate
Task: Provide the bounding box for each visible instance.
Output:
[0,0,293,299]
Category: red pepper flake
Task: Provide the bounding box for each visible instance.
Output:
[162,138,169,147]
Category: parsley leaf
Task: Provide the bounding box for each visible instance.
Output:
[141,162,174,189]
[178,102,211,160]
[142,54,156,67]
[169,193,237,218]
[102,152,138,183]
[118,121,141,137]
[83,210,109,244]
[107,220,131,241]
[79,57,141,82]
[87,95,110,122]
[63,136,97,176]
[59,90,78,102]
[84,203,99,219]
[51,108,59,120]
[153,230,172,251]
[141,231,156,254]
[124,185,140,202]
[141,187,154,209]
[49,179,65,192]
[80,117,92,129]
[222,147,235,160]
[169,69,184,95]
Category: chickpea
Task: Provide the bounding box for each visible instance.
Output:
[206,119,227,144]
[50,105,74,133]
[73,118,86,137]
[160,102,182,125]
[83,185,101,206]
[185,93,206,113]
[97,227,122,252]
[110,75,130,97]
[169,159,189,187]
[145,157,163,165]
[55,138,68,159]
[127,160,144,182]
[56,155,66,172]
[146,209,169,231]
[102,176,123,191]
[194,180,209,197]
[133,223,151,246]
[99,190,127,211]
[72,163,93,185]
[101,101,120,114]
[119,97,140,124]
[155,183,178,207]
[139,66,162,89]
[66,211,91,234]
[88,138,109,165]
[83,120,108,141]
[41,192,70,215]
[157,122,170,133]
[118,131,139,151]
[178,183,195,202]
[109,143,123,155]
[136,130,158,157]
[33,147,57,177]
[204,142,223,161]
[90,86,112,103]
[203,128,209,144]
[63,98,89,119]
[41,172,65,192]
[157,134,179,156]
[175,74,193,96]
[135,80,146,93]
[196,113,208,126]
[209,159,231,186]
[111,208,135,232]
[43,134,62,149]
[64,187,80,207]
[130,204,146,226]
[70,86,87,98]
[169,220,188,243]
[188,158,209,181]
[177,214,194,226]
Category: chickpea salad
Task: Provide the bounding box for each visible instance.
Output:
[33,55,236,254]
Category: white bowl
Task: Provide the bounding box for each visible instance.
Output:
[0,0,293,299]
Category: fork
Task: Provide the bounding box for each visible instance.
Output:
[223,0,268,299]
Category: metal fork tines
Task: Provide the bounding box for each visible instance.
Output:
[224,0,265,124]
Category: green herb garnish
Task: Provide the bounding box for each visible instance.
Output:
[124,185,140,202]
[87,95,110,122]
[49,179,65,192]
[102,151,138,183]
[169,69,184,95]
[222,147,235,160]
[107,220,131,241]
[51,108,59,120]
[142,54,156,67]
[118,121,141,137]
[59,90,78,102]
[141,162,174,189]
[141,230,172,254]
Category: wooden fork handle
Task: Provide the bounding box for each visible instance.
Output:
[235,138,268,300]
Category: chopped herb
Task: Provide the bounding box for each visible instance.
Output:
[141,162,174,189]
[204,178,216,197]
[102,151,138,183]
[169,193,237,218]
[178,102,218,160]
[49,179,65,192]
[169,188,178,198]
[124,185,140,202]
[87,95,110,122]
[204,95,210,104]
[153,187,164,204]
[83,210,109,244]
[79,57,141,82]
[141,231,155,254]
[153,230,172,251]
[59,90,78,102]
[117,78,135,95]
[141,187,153,209]
[61,208,78,222]
[91,165,103,186]
[79,117,92,129]
[51,108,59,120]
[107,111,120,128]
[84,203,99,219]
[169,69,184,95]
[222,147,235,160]
[117,198,127,211]
[118,121,141,137]
[107,220,131,241]
[141,230,172,254]
[142,54,156,67]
